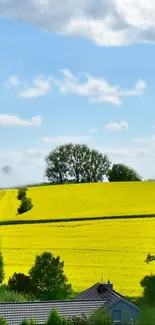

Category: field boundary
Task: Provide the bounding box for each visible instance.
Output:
[0,213,155,226]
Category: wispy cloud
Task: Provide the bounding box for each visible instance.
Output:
[41,135,91,144]
[0,114,42,127]
[1,1,155,47]
[88,128,97,133]
[99,146,153,158]
[105,121,129,131]
[53,69,146,106]
[18,76,50,98]
[5,76,20,88]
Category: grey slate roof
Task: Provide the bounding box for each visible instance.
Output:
[74,283,139,311]
[0,300,106,325]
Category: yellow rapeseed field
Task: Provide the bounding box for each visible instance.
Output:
[0,182,155,221]
[1,218,155,297]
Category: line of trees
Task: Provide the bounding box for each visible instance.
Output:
[45,143,142,184]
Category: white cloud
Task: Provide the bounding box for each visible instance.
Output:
[53,70,146,105]
[41,135,91,144]
[1,0,155,46]
[88,128,97,133]
[99,146,153,158]
[105,121,129,131]
[18,76,50,98]
[0,114,42,127]
[5,76,20,88]
[132,135,155,144]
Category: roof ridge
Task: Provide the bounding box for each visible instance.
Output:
[0,299,107,306]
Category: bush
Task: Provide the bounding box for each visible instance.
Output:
[18,197,33,215]
[0,285,29,302]
[140,275,155,306]
[0,317,8,325]
[45,309,67,325]
[17,188,27,200]
[8,273,34,296]
[68,315,89,325]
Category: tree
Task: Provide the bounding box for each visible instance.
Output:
[140,275,155,306]
[17,188,27,200]
[108,163,142,182]
[8,273,34,295]
[29,252,72,300]
[45,143,111,184]
[18,197,33,214]
[84,149,110,183]
[45,144,72,184]
[0,252,5,284]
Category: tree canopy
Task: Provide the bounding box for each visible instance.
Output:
[29,252,72,300]
[108,163,142,182]
[45,144,111,184]
[0,252,4,284]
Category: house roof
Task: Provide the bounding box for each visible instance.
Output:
[74,283,139,311]
[0,300,106,325]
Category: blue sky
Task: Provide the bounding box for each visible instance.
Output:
[0,1,155,186]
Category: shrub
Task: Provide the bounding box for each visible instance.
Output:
[0,317,8,325]
[17,188,27,200]
[68,315,89,325]
[8,273,34,296]
[45,309,67,325]
[0,285,28,302]
[18,197,33,215]
[140,275,155,306]
[0,251,5,284]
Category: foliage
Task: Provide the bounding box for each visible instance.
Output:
[45,144,72,184]
[0,284,29,302]
[0,251,5,284]
[138,307,155,325]
[46,309,68,325]
[108,164,142,182]
[8,272,34,295]
[146,254,155,264]
[17,188,27,200]
[29,252,72,300]
[140,275,155,306]
[18,197,33,214]
[0,318,8,325]
[68,315,89,325]
[90,311,112,325]
[45,143,111,184]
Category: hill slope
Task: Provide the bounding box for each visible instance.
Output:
[0,182,155,221]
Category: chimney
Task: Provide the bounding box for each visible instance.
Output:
[104,280,113,291]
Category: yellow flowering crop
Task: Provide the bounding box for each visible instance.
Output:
[0,182,155,221]
[1,218,155,297]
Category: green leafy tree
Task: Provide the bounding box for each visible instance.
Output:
[140,275,155,306]
[45,143,111,184]
[29,252,72,300]
[45,144,72,184]
[0,252,5,284]
[84,149,110,183]
[17,188,27,200]
[8,273,34,295]
[18,197,33,215]
[108,163,142,182]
